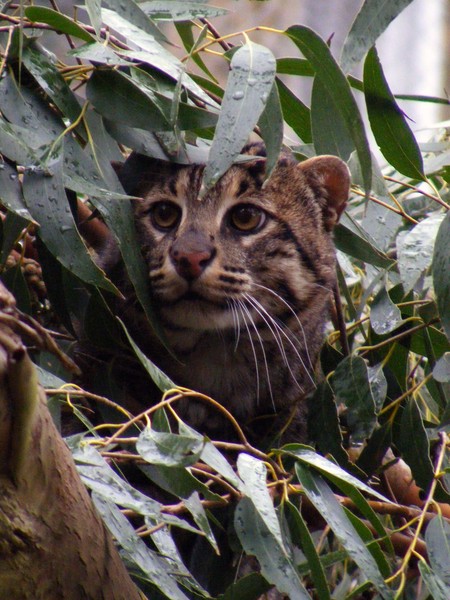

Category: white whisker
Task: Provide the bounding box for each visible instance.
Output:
[243,293,309,392]
[252,282,316,376]
[236,300,261,403]
[238,299,275,411]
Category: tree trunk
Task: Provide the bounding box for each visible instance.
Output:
[0,283,142,600]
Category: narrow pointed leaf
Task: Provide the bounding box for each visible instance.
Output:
[397,212,445,292]
[24,6,95,43]
[425,516,450,586]
[364,47,425,181]
[295,464,394,599]
[258,82,283,179]
[286,26,371,192]
[22,150,116,293]
[140,1,228,21]
[202,40,276,190]
[235,497,310,600]
[370,287,402,334]
[432,211,450,342]
[276,78,312,143]
[340,0,415,73]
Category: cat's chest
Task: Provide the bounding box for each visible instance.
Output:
[162,329,260,413]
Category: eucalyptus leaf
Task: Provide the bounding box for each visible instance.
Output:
[332,355,377,442]
[425,516,450,586]
[258,82,283,180]
[397,399,434,492]
[184,492,219,553]
[419,562,450,600]
[202,40,276,191]
[432,211,450,342]
[275,78,312,143]
[21,148,116,293]
[286,26,372,192]
[235,497,310,600]
[140,1,228,21]
[24,6,95,43]
[364,46,425,181]
[433,352,450,383]
[294,464,394,599]
[92,494,190,600]
[340,0,415,73]
[397,212,445,293]
[137,427,204,467]
[370,287,402,335]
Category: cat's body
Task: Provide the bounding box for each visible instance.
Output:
[96,144,350,443]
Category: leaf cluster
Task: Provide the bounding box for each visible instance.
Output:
[0,1,449,598]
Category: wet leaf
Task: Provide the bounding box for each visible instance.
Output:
[103,0,165,41]
[184,492,218,553]
[234,497,310,600]
[24,6,95,43]
[432,211,450,342]
[137,427,204,467]
[92,494,190,600]
[334,221,394,269]
[425,516,450,586]
[397,399,434,492]
[364,47,425,181]
[294,464,394,599]
[140,1,228,21]
[370,287,402,335]
[286,26,372,192]
[202,40,276,190]
[419,562,450,600]
[21,149,116,293]
[332,356,377,442]
[258,82,283,180]
[433,352,450,383]
[340,0,415,73]
[397,212,445,292]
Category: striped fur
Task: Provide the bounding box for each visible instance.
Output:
[112,144,350,443]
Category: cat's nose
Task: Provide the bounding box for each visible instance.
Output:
[170,231,215,281]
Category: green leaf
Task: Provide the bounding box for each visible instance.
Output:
[334,222,394,269]
[307,381,348,465]
[258,82,283,179]
[311,77,354,160]
[432,211,450,342]
[426,516,450,586]
[284,501,331,599]
[21,149,116,293]
[370,287,402,335]
[234,497,310,600]
[136,427,204,467]
[202,40,276,190]
[92,494,190,600]
[139,1,228,21]
[276,57,314,77]
[295,464,394,598]
[397,398,434,492]
[22,45,84,127]
[332,355,377,442]
[340,0,415,73]
[220,573,271,600]
[119,318,176,392]
[184,492,219,553]
[0,161,33,222]
[286,26,371,192]
[397,212,445,293]
[85,0,102,35]
[276,78,312,143]
[364,46,425,181]
[24,6,95,43]
[103,0,166,42]
[419,562,450,600]
[433,352,450,383]
[281,446,389,503]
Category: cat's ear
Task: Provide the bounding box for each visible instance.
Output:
[298,156,350,230]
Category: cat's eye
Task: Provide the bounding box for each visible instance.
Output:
[149,201,181,231]
[229,204,266,233]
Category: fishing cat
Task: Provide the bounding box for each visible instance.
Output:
[95,143,350,444]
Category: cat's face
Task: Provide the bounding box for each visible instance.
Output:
[120,146,349,333]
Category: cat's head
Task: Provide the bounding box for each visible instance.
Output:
[116,144,350,331]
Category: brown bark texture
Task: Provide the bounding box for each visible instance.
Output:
[0,283,142,600]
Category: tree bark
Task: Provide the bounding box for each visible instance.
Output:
[0,283,142,600]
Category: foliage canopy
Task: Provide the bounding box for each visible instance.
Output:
[0,1,449,598]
